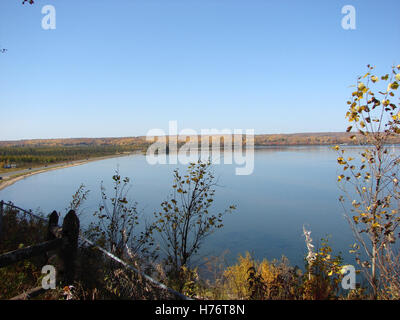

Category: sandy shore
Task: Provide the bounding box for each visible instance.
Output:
[0,153,139,192]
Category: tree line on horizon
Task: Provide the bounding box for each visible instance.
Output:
[4,131,400,148]
[2,132,400,168]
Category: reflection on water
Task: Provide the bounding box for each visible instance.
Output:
[1,146,380,268]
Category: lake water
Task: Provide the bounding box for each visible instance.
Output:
[0,146,358,268]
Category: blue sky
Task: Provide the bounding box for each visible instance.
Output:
[0,0,399,140]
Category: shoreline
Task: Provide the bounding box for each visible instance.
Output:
[0,152,139,192]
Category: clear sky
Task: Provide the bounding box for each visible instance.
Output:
[0,0,399,140]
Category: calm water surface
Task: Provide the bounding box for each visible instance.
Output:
[0,146,359,268]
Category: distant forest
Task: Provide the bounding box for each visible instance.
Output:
[1,132,400,166]
[0,137,150,166]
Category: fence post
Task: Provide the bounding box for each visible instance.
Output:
[0,200,3,241]
[47,211,59,241]
[44,210,59,265]
[60,210,79,284]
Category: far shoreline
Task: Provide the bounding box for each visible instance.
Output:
[0,152,139,192]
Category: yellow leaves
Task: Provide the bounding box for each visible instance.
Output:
[352,91,364,99]
[353,216,359,224]
[388,81,399,90]
[348,112,360,122]
[346,126,352,132]
[373,99,381,107]
[396,73,400,81]
[338,175,344,182]
[223,252,254,298]
[371,75,378,83]
[371,222,381,229]
[357,82,366,91]
[357,105,367,113]
[224,252,291,299]
[347,157,354,161]
[333,145,340,151]
[337,157,347,165]
[394,127,400,134]
[392,112,400,121]
[382,99,390,106]
[381,74,389,80]
[177,188,183,193]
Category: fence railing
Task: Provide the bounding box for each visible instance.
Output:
[0,201,191,300]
